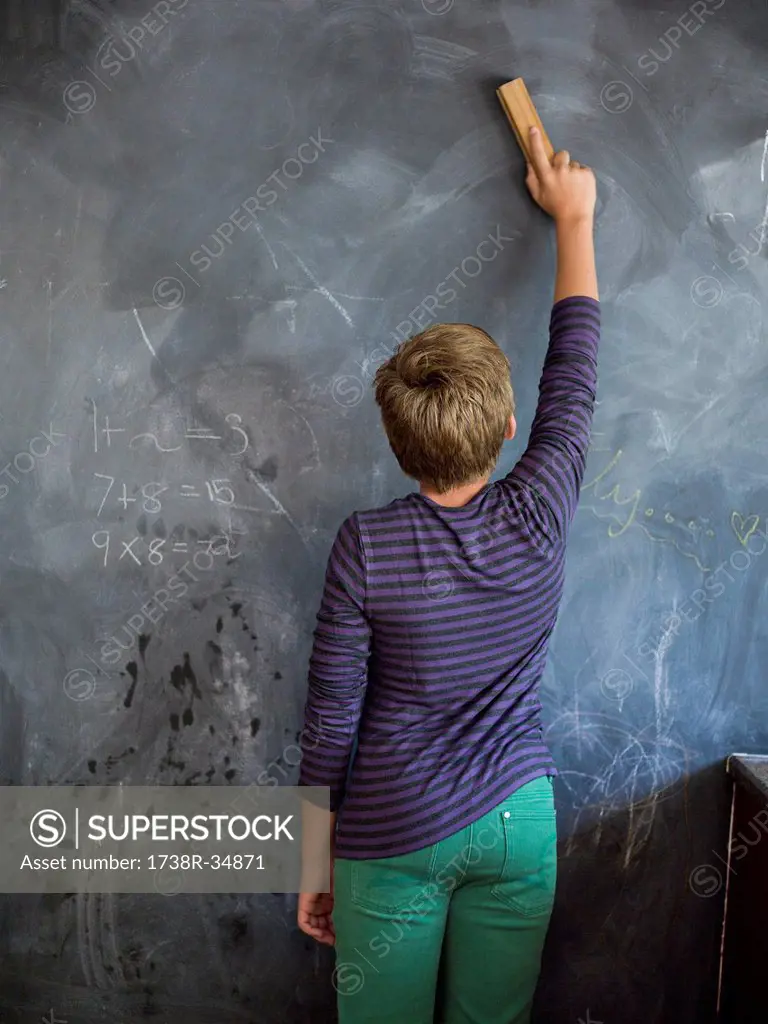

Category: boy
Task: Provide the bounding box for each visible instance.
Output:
[298,126,599,1024]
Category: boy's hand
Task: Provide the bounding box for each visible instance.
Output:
[298,889,335,946]
[525,126,596,225]
[298,856,335,946]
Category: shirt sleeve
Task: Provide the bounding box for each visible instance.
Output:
[298,513,370,812]
[504,296,600,539]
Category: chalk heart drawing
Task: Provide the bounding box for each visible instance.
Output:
[731,512,760,547]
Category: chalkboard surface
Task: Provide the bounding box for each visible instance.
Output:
[0,0,766,1021]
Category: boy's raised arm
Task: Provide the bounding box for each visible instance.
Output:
[507,127,600,537]
[524,125,598,304]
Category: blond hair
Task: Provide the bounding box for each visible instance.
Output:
[373,323,515,494]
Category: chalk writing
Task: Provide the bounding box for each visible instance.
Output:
[128,432,182,453]
[581,447,714,569]
[582,450,656,538]
[90,403,250,456]
[91,474,235,515]
[731,511,760,547]
[92,530,239,568]
[597,482,642,538]
[84,403,259,564]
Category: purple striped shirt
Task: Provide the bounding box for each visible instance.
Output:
[299,296,600,858]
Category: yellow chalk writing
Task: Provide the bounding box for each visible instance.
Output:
[730,511,760,547]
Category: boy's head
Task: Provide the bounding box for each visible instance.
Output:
[374,323,516,494]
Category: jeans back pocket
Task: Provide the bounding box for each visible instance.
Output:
[350,843,439,915]
[490,778,557,918]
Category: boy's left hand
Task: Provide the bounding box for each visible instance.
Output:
[298,891,335,946]
[298,859,335,945]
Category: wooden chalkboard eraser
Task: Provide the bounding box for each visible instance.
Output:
[496,78,555,164]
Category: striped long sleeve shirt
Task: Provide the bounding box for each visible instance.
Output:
[299,296,600,859]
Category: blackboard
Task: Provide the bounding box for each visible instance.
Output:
[0,0,766,1020]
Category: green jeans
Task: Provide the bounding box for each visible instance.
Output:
[332,776,557,1024]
